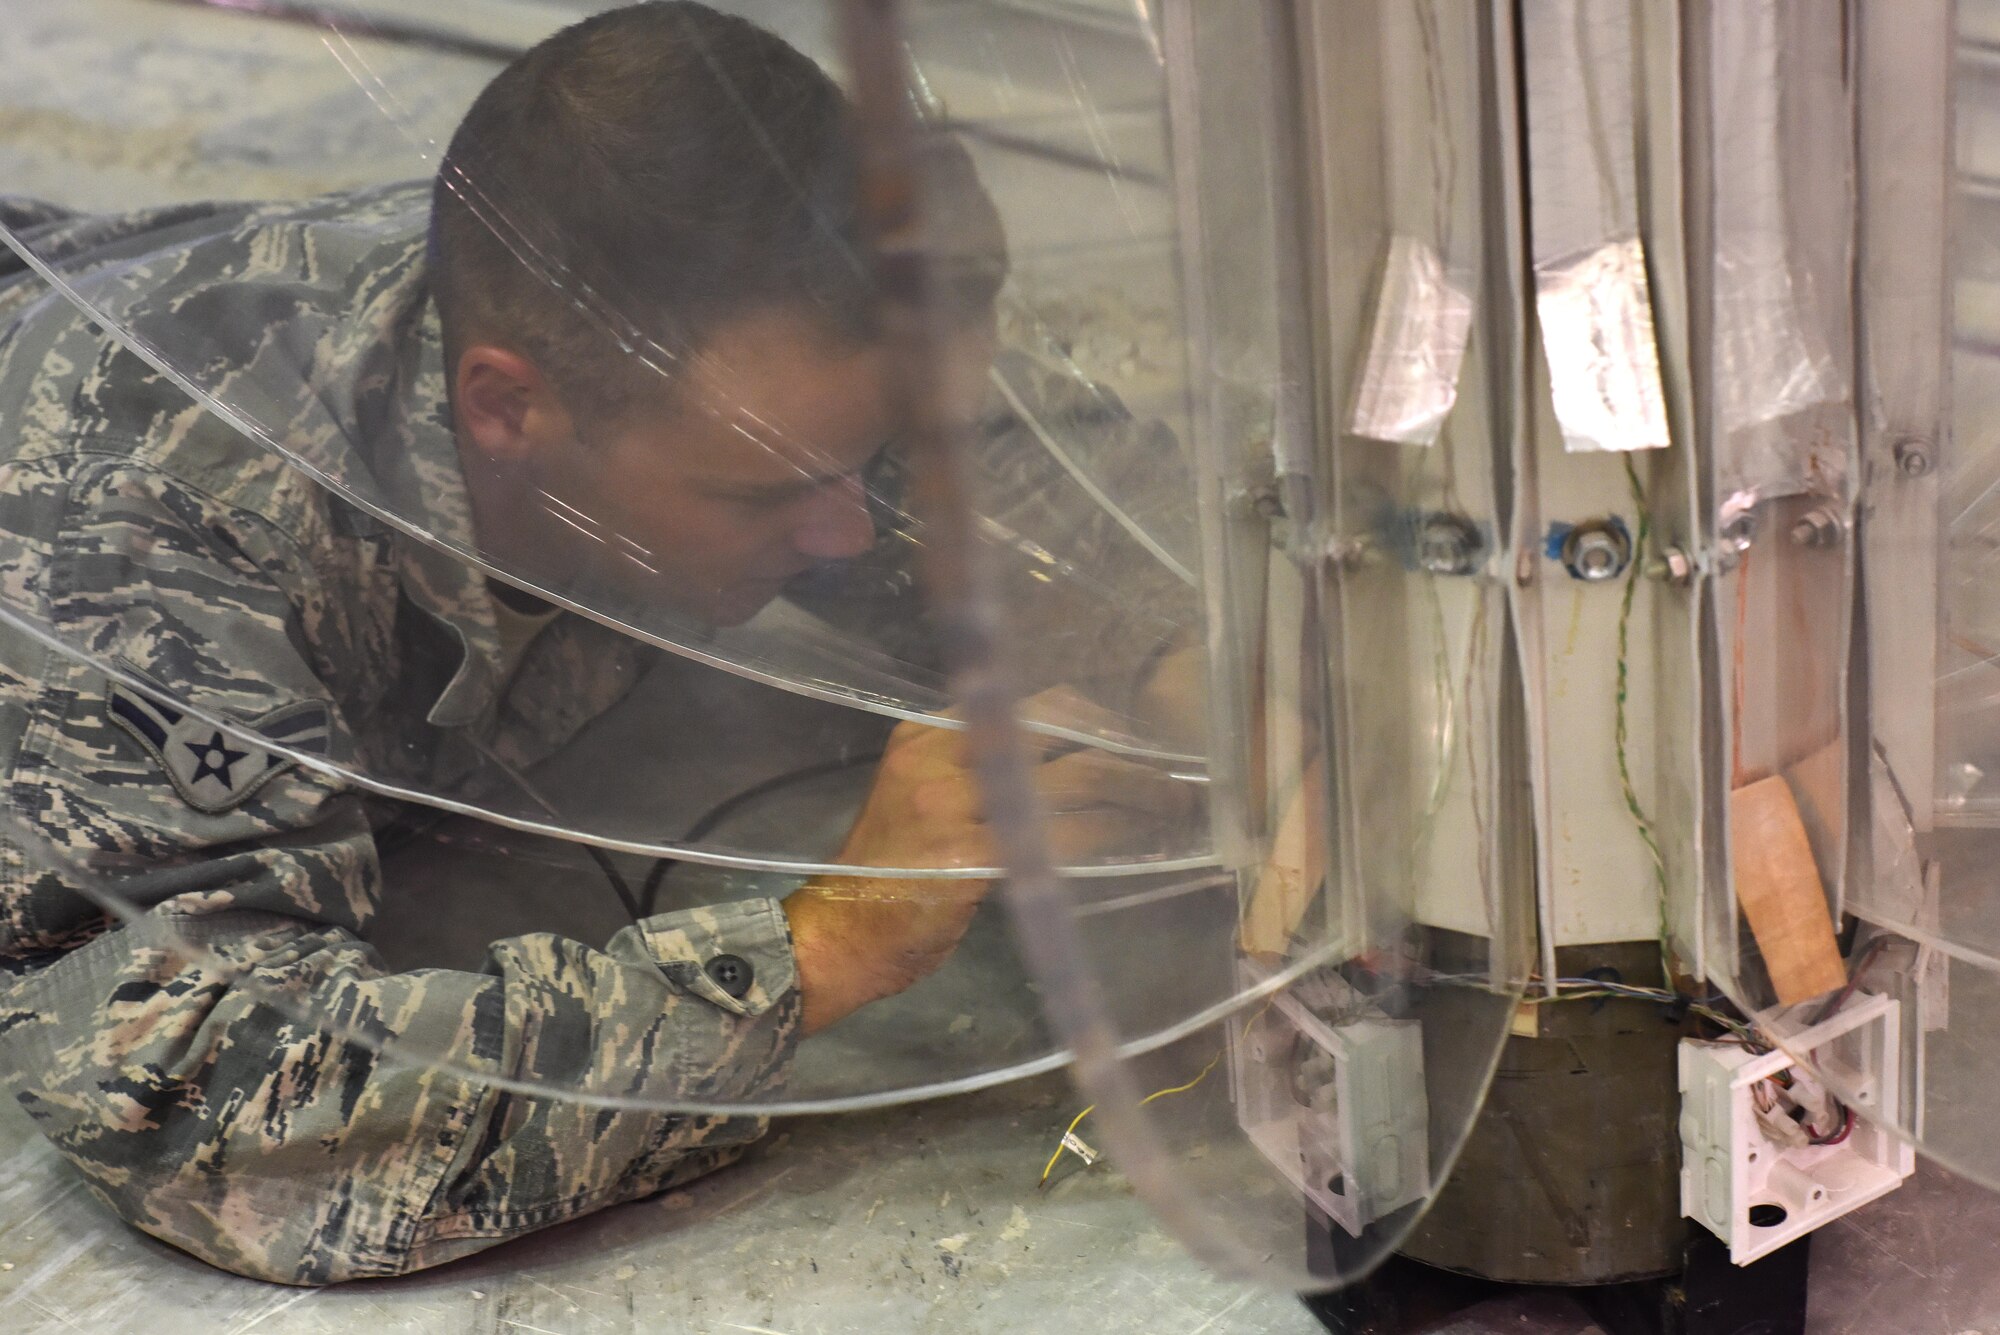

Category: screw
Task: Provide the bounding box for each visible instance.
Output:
[1894,439,1933,478]
[1716,507,1759,572]
[1233,484,1284,520]
[1789,507,1843,548]
[1562,522,1633,583]
[1324,534,1376,568]
[1650,546,1695,585]
[1415,513,1483,576]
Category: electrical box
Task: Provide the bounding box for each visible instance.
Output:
[1679,993,1915,1264]
[1231,967,1430,1237]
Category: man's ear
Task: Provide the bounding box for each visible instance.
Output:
[454,344,572,461]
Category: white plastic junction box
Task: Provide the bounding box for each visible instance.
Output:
[1678,992,1914,1264]
[1231,966,1430,1238]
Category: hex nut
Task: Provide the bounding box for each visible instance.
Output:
[1562,522,1633,583]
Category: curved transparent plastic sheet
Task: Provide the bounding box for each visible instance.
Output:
[944,0,1529,1291]
[1650,1,1922,1257]
[1691,0,2000,1231]
[1686,0,1860,1003]
[1823,0,2000,1194]
[0,0,1231,1134]
[0,2,1216,867]
[0,11,1198,771]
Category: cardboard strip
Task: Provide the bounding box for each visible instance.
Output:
[1730,774,1847,1004]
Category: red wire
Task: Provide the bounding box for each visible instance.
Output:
[1814,1107,1856,1147]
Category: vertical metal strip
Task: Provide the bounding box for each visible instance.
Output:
[1855,0,1950,835]
[1476,0,1540,990]
[1503,0,1562,992]
[1670,0,1721,985]
[1255,0,1358,960]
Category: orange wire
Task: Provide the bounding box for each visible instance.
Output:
[1731,551,1751,789]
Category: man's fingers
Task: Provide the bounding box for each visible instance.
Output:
[1043,807,1160,862]
[804,874,990,908]
[1033,749,1202,821]
[892,684,1154,768]
[1016,684,1138,757]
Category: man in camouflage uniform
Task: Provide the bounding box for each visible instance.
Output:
[0,2,1196,1285]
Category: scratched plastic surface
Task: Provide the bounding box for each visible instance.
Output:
[0,0,1537,1295]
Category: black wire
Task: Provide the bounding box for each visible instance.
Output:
[585,846,646,923]
[587,751,889,922]
[1811,936,1891,1026]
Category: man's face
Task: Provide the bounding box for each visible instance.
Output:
[583,310,892,627]
[464,307,995,629]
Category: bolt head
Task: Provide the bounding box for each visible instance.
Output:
[1894,439,1933,477]
[1789,508,1842,548]
[1562,523,1633,583]
[1416,513,1482,576]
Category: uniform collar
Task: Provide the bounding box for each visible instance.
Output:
[342,249,509,729]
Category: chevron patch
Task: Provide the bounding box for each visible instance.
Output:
[108,683,332,814]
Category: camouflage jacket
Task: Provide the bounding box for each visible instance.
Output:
[0,185,799,1284]
[0,184,1198,1285]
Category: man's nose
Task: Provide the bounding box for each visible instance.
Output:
[791,476,877,561]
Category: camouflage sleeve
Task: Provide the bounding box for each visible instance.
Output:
[790,349,1202,720]
[0,455,801,1284]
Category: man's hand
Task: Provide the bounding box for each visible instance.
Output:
[1133,640,1208,755]
[782,690,1197,1034]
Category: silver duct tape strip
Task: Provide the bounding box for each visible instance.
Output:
[1534,235,1670,454]
[1519,2,1666,453]
[1347,235,1474,447]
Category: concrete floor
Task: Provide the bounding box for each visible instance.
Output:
[0,1067,1326,1335]
[5,2,2000,1332]
[6,645,1997,1334]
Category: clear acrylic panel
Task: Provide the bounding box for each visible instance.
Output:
[1854,0,2000,1189]
[1704,0,2000,1213]
[1687,0,1860,1008]
[969,0,1530,1291]
[43,0,1997,1300]
[0,0,1224,1156]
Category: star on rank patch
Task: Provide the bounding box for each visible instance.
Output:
[108,682,333,814]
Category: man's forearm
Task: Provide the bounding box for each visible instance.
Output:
[0,896,798,1283]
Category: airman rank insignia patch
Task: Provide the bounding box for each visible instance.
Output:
[108,683,333,814]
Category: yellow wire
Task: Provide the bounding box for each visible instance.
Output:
[1038,993,1282,1185]
[1039,1105,1099,1185]
[1038,1050,1225,1186]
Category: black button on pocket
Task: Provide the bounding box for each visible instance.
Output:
[705,954,753,999]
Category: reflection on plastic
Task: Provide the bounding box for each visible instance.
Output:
[1348,236,1474,448]
[1708,0,1845,488]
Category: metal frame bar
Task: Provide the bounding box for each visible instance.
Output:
[1855,0,1951,838]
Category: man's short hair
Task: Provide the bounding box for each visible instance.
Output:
[430,1,1007,424]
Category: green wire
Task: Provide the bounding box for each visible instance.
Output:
[1615,452,1675,985]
